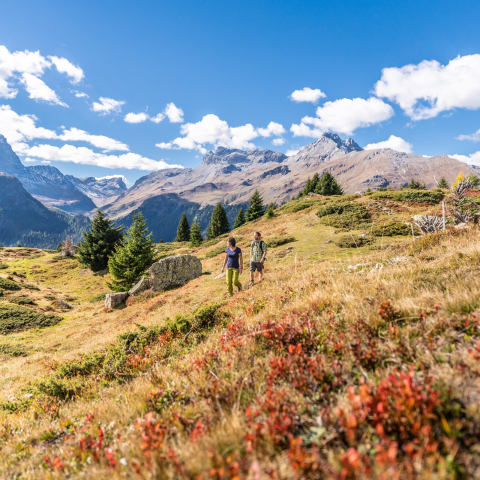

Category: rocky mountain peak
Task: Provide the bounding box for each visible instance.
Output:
[0,134,26,176]
[201,146,287,168]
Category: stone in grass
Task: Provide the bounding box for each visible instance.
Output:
[58,300,73,309]
[128,276,151,297]
[105,292,128,308]
[150,254,202,292]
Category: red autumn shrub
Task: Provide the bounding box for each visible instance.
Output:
[377,300,398,322]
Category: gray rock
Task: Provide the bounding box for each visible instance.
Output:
[58,299,73,309]
[105,292,128,308]
[150,254,202,291]
[128,276,151,296]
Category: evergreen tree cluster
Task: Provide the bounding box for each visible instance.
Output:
[78,211,124,272]
[437,177,449,189]
[408,178,427,190]
[206,203,231,239]
[245,190,264,221]
[299,171,343,197]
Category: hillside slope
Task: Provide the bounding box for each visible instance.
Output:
[0,173,90,248]
[1,190,479,478]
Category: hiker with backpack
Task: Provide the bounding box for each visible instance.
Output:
[248,231,267,286]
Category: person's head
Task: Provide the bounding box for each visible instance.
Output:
[253,231,261,241]
[227,237,236,248]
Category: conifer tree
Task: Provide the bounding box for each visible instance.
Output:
[61,236,75,257]
[175,212,190,242]
[302,177,312,196]
[78,210,124,272]
[206,203,230,239]
[107,212,157,292]
[266,203,275,219]
[310,172,320,192]
[315,172,343,196]
[189,220,203,247]
[437,177,449,189]
[233,208,245,229]
[245,190,265,221]
[467,172,480,187]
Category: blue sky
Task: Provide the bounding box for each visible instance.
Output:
[1,0,480,184]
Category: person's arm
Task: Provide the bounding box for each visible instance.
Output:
[239,252,243,274]
[261,242,267,263]
[221,253,228,273]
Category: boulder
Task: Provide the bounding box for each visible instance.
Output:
[149,254,202,292]
[105,292,128,308]
[129,276,151,296]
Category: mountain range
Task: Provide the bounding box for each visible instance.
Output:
[0,132,479,246]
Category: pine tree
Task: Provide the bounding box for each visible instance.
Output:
[452,172,466,188]
[189,220,203,247]
[315,172,343,196]
[245,190,265,221]
[175,212,190,242]
[310,172,320,192]
[107,212,157,292]
[302,177,312,196]
[233,208,245,229]
[78,210,124,272]
[61,236,75,257]
[206,203,231,239]
[467,172,480,187]
[437,177,449,189]
[266,203,275,219]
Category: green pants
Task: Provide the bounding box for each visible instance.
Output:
[226,268,241,296]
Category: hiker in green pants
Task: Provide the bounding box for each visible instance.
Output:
[221,237,243,296]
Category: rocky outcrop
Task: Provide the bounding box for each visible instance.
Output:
[128,276,151,296]
[149,255,202,291]
[105,292,128,308]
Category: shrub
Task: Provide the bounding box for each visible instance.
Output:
[8,296,35,305]
[0,278,21,291]
[370,189,444,204]
[29,378,85,400]
[0,343,29,357]
[335,235,374,248]
[371,222,418,236]
[266,236,296,248]
[0,305,63,334]
[0,264,8,269]
[282,200,325,214]
[317,202,371,230]
[88,292,110,303]
[56,352,106,378]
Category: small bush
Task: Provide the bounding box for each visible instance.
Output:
[0,343,29,357]
[29,378,85,400]
[335,235,374,248]
[266,236,296,248]
[0,305,63,334]
[56,352,106,378]
[371,222,418,236]
[317,202,371,230]
[0,264,8,270]
[8,296,35,305]
[282,200,325,214]
[0,278,21,291]
[206,246,226,258]
[88,292,110,303]
[370,189,444,204]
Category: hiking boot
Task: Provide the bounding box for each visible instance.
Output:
[237,285,242,292]
[247,281,254,287]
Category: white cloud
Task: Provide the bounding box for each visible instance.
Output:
[286,149,300,156]
[364,135,413,153]
[374,54,480,120]
[59,127,129,152]
[95,174,129,185]
[272,138,286,146]
[291,97,394,137]
[156,142,175,149]
[150,113,165,123]
[257,121,286,137]
[20,73,68,106]
[451,152,480,167]
[0,104,57,146]
[164,102,184,123]
[92,97,125,115]
[72,90,89,98]
[290,87,326,104]
[24,157,36,163]
[124,112,149,124]
[48,56,84,84]
[23,144,183,171]
[0,45,80,104]
[456,129,480,142]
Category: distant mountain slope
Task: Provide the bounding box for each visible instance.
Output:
[0,173,90,248]
[0,135,127,213]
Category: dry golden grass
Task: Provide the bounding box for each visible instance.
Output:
[0,197,479,478]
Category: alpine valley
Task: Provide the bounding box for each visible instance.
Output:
[0,132,479,247]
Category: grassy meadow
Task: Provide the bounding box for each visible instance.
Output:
[0,191,479,479]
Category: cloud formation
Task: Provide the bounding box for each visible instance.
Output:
[124,103,184,124]
[92,97,125,115]
[292,97,394,137]
[0,45,83,104]
[272,138,286,146]
[374,54,480,120]
[58,127,129,152]
[95,174,129,185]
[124,112,149,124]
[290,87,326,104]
[156,114,285,153]
[23,144,183,171]
[451,152,480,167]
[364,135,413,153]
[456,129,480,142]
[164,102,184,123]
